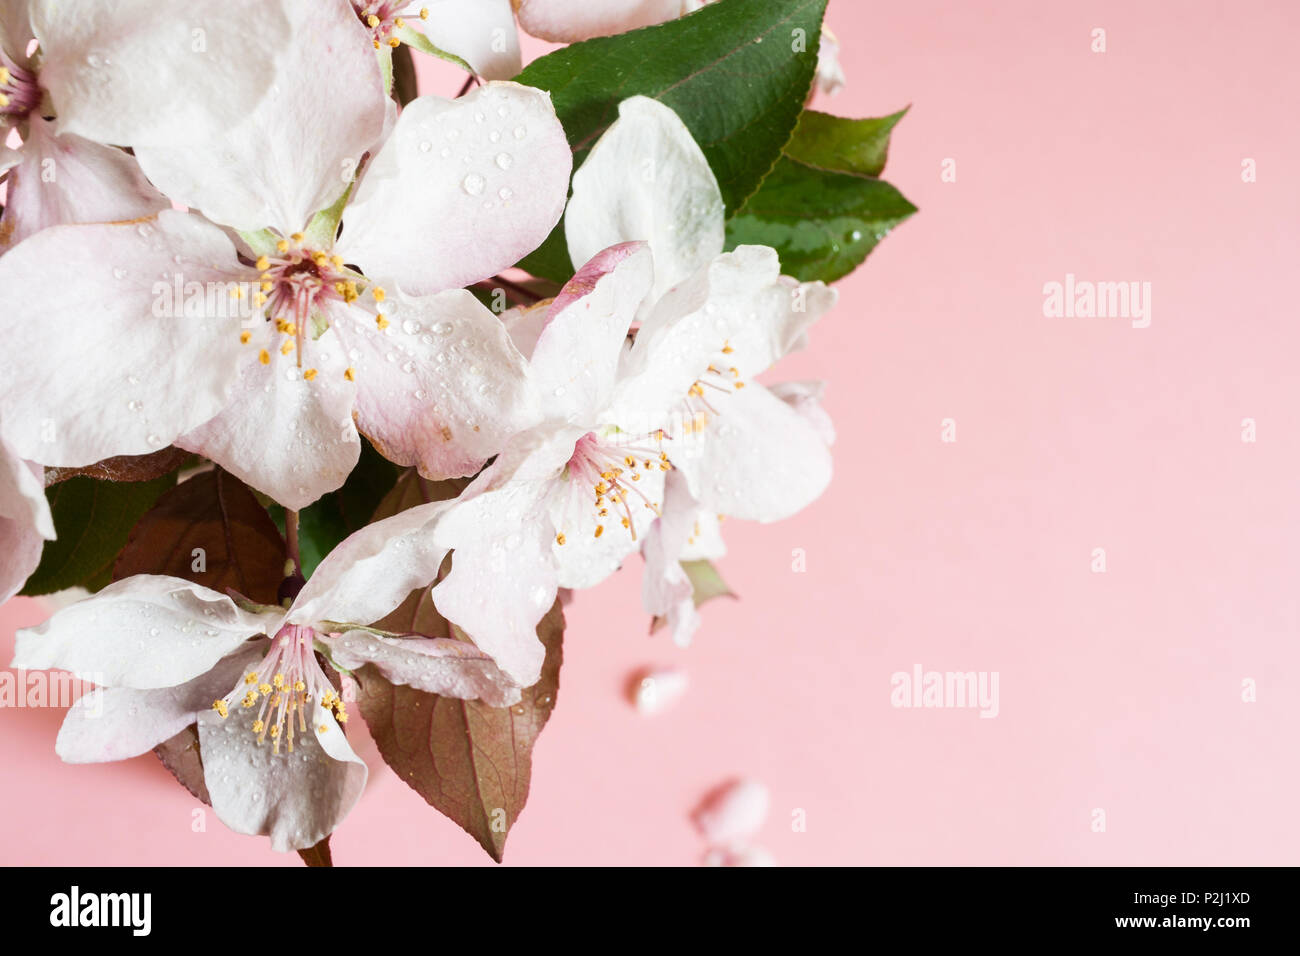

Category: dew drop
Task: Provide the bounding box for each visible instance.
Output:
[418,140,432,153]
[495,152,513,170]
[461,173,485,196]
[127,399,142,411]
[401,318,421,335]
[513,126,527,140]
[112,267,127,279]
[498,187,513,201]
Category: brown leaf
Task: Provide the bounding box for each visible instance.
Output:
[153,724,211,805]
[370,467,469,520]
[113,469,286,605]
[44,446,191,486]
[297,836,333,867]
[356,596,565,863]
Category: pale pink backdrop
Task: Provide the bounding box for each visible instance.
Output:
[2,0,1297,865]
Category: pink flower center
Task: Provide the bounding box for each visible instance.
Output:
[555,431,672,545]
[354,2,429,49]
[210,623,347,756]
[0,55,41,122]
[239,232,388,383]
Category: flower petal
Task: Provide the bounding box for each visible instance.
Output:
[55,644,264,764]
[640,469,699,646]
[566,96,724,301]
[769,379,836,447]
[514,0,685,42]
[287,500,453,629]
[676,384,832,523]
[348,289,538,481]
[0,436,53,602]
[13,576,278,689]
[177,321,360,510]
[197,703,366,852]
[0,117,169,253]
[0,211,245,465]
[419,0,521,80]
[320,629,521,706]
[337,82,571,294]
[131,0,386,233]
[531,242,653,422]
[34,0,287,148]
[693,778,770,845]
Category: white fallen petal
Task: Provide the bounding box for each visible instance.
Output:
[693,778,769,844]
[703,843,777,867]
[630,666,688,715]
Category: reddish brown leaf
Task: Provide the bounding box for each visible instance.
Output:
[154,724,211,806]
[297,837,333,867]
[370,467,469,520]
[113,469,286,605]
[44,446,191,486]
[356,596,565,863]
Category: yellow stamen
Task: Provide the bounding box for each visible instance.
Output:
[303,368,318,381]
[258,349,270,365]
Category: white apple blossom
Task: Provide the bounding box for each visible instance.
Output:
[0,431,53,602]
[0,0,571,510]
[12,498,520,851]
[427,97,834,684]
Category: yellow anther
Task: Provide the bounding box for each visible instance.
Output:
[729,367,740,377]
[387,36,400,47]
[734,381,746,389]
[258,349,270,365]
[420,7,429,18]
[261,280,273,292]
[255,256,269,271]
[276,239,289,253]
[290,232,303,242]
[555,533,566,545]
[294,680,306,693]
[373,38,380,49]
[312,251,328,266]
[594,525,604,538]
[240,331,251,344]
[721,341,734,354]
[273,673,286,690]
[622,518,631,529]
[241,692,257,708]
[304,368,318,381]
[252,719,265,734]
[331,254,344,269]
[259,683,272,696]
[253,293,267,307]
[376,314,390,330]
[371,286,386,303]
[0,93,10,108]
[280,340,295,355]
[344,367,355,382]
[270,725,281,738]
[0,67,9,84]
[211,699,229,718]
[624,456,635,466]
[229,285,243,299]
[244,673,258,685]
[395,17,405,27]
[366,13,379,26]
[318,724,328,734]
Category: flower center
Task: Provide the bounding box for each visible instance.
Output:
[0,57,41,122]
[555,431,672,545]
[210,623,347,756]
[680,339,745,434]
[238,232,388,382]
[354,2,429,49]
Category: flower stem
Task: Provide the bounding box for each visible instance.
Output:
[285,509,302,576]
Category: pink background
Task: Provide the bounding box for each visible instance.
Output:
[2,0,1298,865]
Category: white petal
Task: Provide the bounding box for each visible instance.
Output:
[0,117,168,252]
[566,96,724,301]
[816,32,846,97]
[12,576,278,689]
[550,459,662,589]
[514,0,684,42]
[55,644,264,763]
[430,427,575,686]
[337,82,571,294]
[197,703,366,852]
[640,469,699,645]
[631,666,688,715]
[500,299,550,360]
[703,843,778,867]
[0,435,53,602]
[0,211,245,465]
[131,0,386,233]
[288,500,453,629]
[320,629,521,706]
[177,320,360,510]
[349,289,538,481]
[33,0,287,147]
[531,242,653,422]
[693,778,769,844]
[676,384,832,523]
[420,0,521,79]
[769,380,836,446]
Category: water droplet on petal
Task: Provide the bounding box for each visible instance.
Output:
[495,152,513,170]
[461,173,485,196]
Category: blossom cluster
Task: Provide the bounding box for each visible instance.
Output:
[0,0,872,857]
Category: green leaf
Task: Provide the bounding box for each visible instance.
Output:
[783,108,908,178]
[268,439,400,576]
[724,106,917,283]
[21,473,177,596]
[355,597,565,863]
[515,0,829,282]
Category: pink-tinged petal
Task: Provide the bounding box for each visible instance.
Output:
[55,644,264,764]
[693,778,769,845]
[13,576,278,690]
[769,380,836,447]
[501,299,551,359]
[0,118,168,252]
[610,246,833,425]
[337,82,571,295]
[34,0,287,147]
[0,210,245,466]
[676,384,832,523]
[514,0,685,42]
[0,435,53,602]
[630,666,688,715]
[132,0,386,233]
[177,323,360,511]
[816,32,846,97]
[640,469,699,646]
[566,96,724,300]
[531,242,653,422]
[703,844,777,867]
[197,703,366,852]
[420,0,521,79]
[348,289,538,481]
[288,500,453,629]
[431,426,577,686]
[320,629,521,706]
